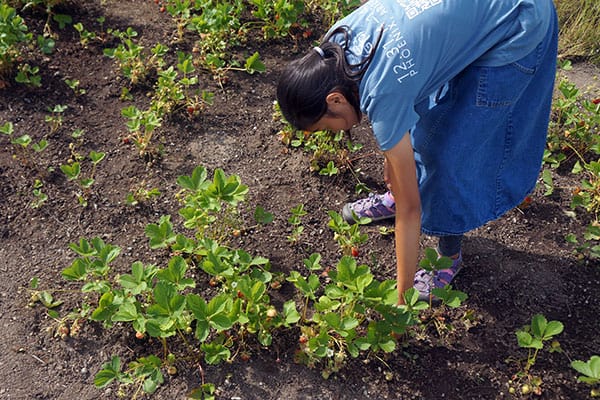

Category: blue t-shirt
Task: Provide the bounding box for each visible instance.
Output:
[328,0,554,151]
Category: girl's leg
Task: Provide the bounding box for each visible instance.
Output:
[438,234,463,258]
[414,235,463,301]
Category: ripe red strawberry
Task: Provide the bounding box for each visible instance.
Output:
[351,247,359,257]
[592,98,600,105]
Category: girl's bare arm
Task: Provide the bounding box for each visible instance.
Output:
[383,133,421,304]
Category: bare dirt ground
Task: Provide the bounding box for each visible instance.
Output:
[1,1,599,399]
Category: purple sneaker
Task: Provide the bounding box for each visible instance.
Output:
[342,192,396,223]
[414,252,463,302]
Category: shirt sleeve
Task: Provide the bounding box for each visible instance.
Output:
[363,93,419,151]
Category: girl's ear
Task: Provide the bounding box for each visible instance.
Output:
[325,92,348,105]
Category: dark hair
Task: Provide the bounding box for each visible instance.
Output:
[276,25,383,131]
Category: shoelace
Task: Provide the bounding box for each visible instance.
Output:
[352,193,381,212]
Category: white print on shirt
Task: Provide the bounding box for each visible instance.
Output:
[396,0,442,20]
[350,31,373,58]
[356,0,442,84]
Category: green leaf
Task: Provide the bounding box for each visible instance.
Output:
[177,165,208,191]
[91,291,118,322]
[542,169,554,196]
[0,122,13,135]
[431,286,468,308]
[60,162,81,180]
[80,178,94,188]
[94,356,122,388]
[29,277,39,289]
[145,215,176,249]
[61,258,88,280]
[283,300,300,325]
[89,150,106,164]
[69,238,96,256]
[571,356,600,384]
[201,343,230,365]
[112,301,139,322]
[39,291,62,308]
[12,134,31,147]
[209,314,233,331]
[188,384,216,400]
[516,330,543,349]
[254,205,273,224]
[543,320,564,339]
[53,13,72,29]
[379,339,396,353]
[32,139,48,152]
[530,314,547,338]
[245,52,266,74]
[156,256,195,290]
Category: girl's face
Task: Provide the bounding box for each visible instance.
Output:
[307,92,361,132]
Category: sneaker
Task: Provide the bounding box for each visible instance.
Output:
[413,252,463,302]
[342,192,396,223]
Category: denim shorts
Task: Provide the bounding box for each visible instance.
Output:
[411,9,558,236]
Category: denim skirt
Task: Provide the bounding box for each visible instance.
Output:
[411,9,558,236]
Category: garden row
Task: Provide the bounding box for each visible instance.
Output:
[1,0,600,398]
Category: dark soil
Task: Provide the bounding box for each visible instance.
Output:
[1,2,599,399]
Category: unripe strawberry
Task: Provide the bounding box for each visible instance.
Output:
[266,308,277,318]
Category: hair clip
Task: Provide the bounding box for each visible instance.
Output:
[313,46,325,58]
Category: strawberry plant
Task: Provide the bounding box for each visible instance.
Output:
[547,78,600,167]
[175,165,249,243]
[327,210,369,256]
[15,62,41,87]
[0,3,32,82]
[44,104,67,134]
[31,178,48,208]
[31,162,484,397]
[94,355,164,397]
[104,28,168,85]
[571,160,600,219]
[20,0,69,36]
[60,149,106,206]
[274,101,363,176]
[249,0,307,40]
[566,224,600,260]
[507,314,564,396]
[126,183,161,206]
[121,105,162,158]
[289,253,426,378]
[571,355,600,397]
[163,0,194,42]
[306,0,362,26]
[73,22,97,48]
[1,121,48,168]
[545,76,600,260]
[287,203,307,244]
[63,77,85,95]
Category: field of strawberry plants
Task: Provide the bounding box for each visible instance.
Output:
[1,1,599,399]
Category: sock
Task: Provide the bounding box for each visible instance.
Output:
[382,191,395,207]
